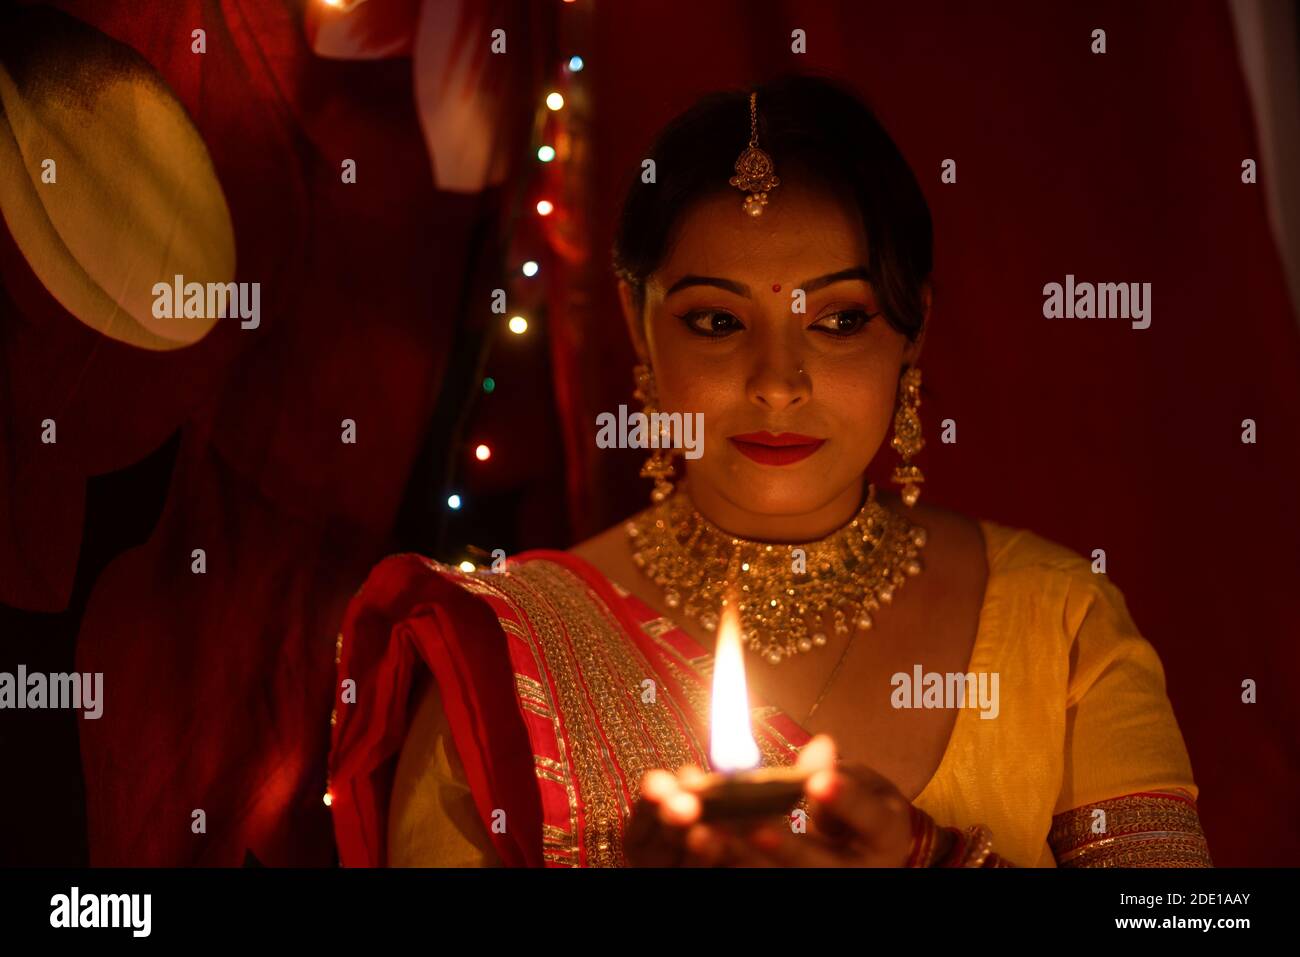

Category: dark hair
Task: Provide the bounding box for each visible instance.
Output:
[612,74,932,342]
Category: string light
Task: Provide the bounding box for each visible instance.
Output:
[322,791,334,807]
[449,40,584,570]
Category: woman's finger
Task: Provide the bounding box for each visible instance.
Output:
[678,764,709,790]
[683,823,729,866]
[659,787,702,827]
[682,820,785,868]
[641,768,678,801]
[795,734,838,774]
[700,824,790,868]
[746,825,846,867]
[624,797,687,867]
[808,761,892,798]
[807,768,908,849]
[629,769,704,867]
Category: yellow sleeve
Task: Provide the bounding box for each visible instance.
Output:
[1055,568,1198,815]
[387,678,503,867]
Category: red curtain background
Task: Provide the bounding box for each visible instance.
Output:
[569,0,1300,868]
[0,0,1295,866]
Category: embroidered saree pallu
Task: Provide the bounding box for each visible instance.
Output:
[328,550,810,867]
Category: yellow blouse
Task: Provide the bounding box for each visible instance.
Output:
[388,519,1198,867]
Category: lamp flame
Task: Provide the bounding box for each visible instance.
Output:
[709,593,761,772]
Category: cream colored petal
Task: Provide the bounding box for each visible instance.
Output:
[0,21,234,351]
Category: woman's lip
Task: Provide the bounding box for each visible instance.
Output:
[729,431,824,446]
[728,437,825,466]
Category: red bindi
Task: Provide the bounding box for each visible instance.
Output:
[772,283,781,293]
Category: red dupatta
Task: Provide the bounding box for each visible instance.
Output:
[327,549,811,867]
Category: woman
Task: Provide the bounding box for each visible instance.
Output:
[327,75,1212,868]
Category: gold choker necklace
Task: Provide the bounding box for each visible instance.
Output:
[626,484,928,665]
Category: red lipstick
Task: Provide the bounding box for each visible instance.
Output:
[728,431,825,466]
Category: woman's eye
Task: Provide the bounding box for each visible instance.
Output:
[677,310,744,338]
[810,309,877,337]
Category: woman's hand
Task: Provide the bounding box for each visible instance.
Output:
[626,735,944,867]
[625,761,726,866]
[697,734,928,867]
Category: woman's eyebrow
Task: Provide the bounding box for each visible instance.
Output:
[803,266,871,293]
[665,274,750,298]
[664,266,870,299]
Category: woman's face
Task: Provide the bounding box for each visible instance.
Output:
[619,180,927,539]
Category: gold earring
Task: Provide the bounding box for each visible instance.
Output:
[632,362,677,503]
[890,365,925,507]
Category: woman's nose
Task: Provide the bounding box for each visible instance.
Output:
[747,334,810,412]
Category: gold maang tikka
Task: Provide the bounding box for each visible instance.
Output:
[729,91,780,217]
[890,365,926,506]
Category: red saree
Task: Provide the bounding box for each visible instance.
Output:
[327,550,811,867]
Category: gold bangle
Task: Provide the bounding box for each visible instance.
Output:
[961,825,995,868]
[905,804,937,867]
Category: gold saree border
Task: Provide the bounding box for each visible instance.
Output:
[441,556,809,867]
[1050,788,1213,867]
[457,559,701,867]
